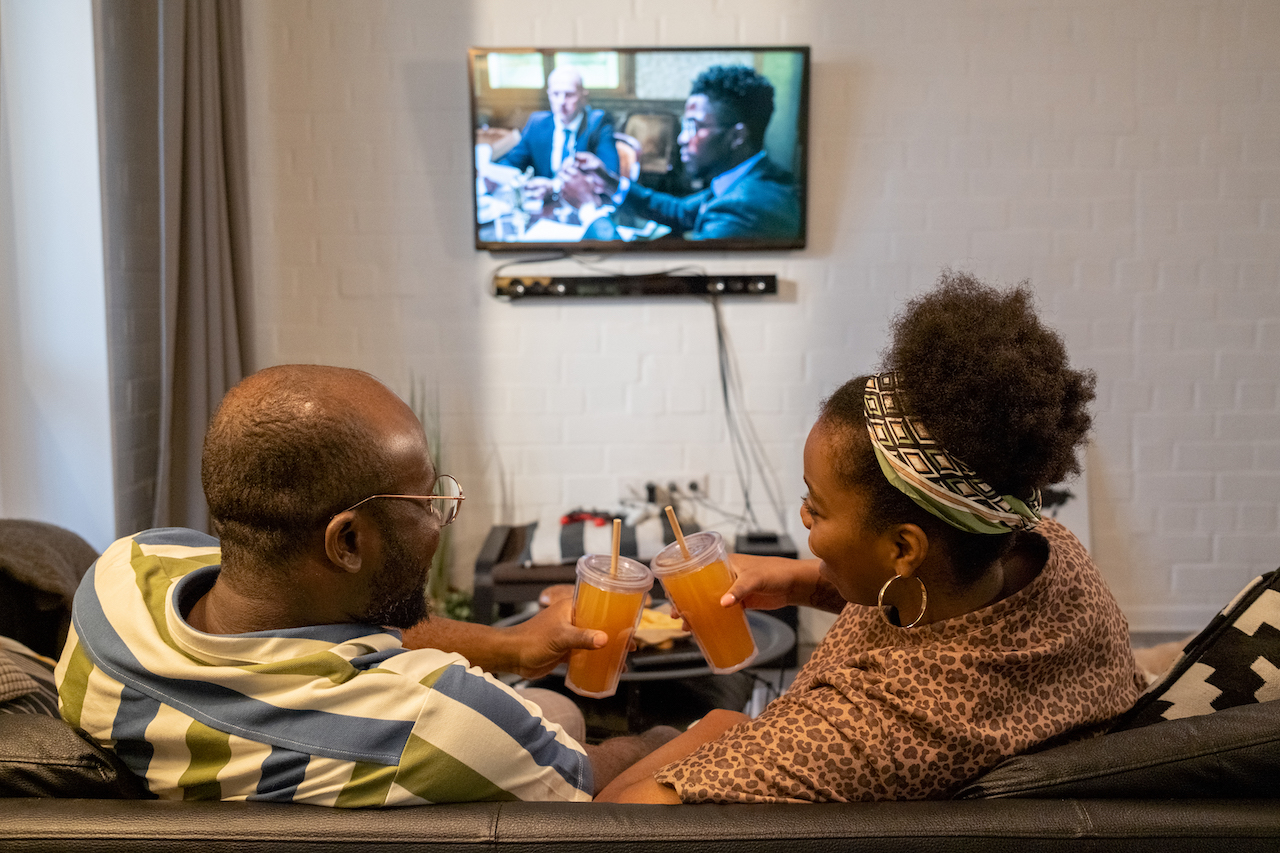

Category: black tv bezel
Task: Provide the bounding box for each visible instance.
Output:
[467,45,811,254]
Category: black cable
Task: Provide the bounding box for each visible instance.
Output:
[677,488,755,529]
[708,296,759,531]
[566,256,707,279]
[490,253,790,537]
[707,296,790,535]
[492,252,709,282]
[490,251,570,279]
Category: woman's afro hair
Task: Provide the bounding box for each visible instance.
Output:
[880,270,1095,497]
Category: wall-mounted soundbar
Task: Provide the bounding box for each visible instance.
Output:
[493,274,777,301]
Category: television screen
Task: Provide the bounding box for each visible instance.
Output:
[468,46,809,253]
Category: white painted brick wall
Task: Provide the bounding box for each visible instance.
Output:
[242,0,1280,632]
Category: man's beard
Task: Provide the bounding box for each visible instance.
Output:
[363,524,431,629]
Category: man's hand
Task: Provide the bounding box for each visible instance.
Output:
[501,597,606,679]
[557,167,603,210]
[399,601,604,679]
[570,151,621,196]
[522,176,555,201]
[538,584,575,607]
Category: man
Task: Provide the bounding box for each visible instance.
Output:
[56,365,674,805]
[498,67,619,181]
[563,64,801,241]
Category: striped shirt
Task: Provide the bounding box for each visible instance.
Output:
[55,528,592,806]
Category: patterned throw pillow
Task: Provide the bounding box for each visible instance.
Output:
[0,636,60,716]
[1112,569,1280,731]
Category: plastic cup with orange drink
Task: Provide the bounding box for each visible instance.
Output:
[564,552,653,699]
[649,528,758,675]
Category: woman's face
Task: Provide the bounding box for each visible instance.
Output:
[800,421,894,606]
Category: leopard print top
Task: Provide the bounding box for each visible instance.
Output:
[654,518,1145,803]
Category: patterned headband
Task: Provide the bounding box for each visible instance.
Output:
[863,373,1042,534]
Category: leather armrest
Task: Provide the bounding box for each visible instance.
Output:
[0,714,147,799]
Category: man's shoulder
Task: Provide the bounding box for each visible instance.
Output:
[741,156,797,189]
[584,107,613,127]
[522,110,554,129]
[130,527,220,549]
[692,158,800,240]
[716,158,799,211]
[92,528,220,576]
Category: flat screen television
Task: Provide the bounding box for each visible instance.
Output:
[468,46,809,253]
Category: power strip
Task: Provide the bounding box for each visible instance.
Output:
[493,274,778,300]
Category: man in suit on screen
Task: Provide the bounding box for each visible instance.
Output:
[562,64,801,242]
[499,67,619,181]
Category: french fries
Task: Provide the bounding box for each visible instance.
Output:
[634,604,689,649]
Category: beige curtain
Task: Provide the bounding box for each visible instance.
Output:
[98,0,252,535]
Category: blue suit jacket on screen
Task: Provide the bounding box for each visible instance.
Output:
[622,155,801,241]
[498,109,619,178]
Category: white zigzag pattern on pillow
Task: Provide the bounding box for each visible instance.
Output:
[1251,657,1280,703]
[1159,662,1222,720]
[1235,589,1280,636]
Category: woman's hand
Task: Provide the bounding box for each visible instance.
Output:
[719,554,823,611]
[666,555,828,628]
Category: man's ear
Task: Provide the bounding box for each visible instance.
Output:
[324,511,368,575]
[728,122,749,150]
[888,523,929,579]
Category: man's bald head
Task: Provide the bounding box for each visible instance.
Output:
[547,67,587,125]
[202,365,430,568]
[547,67,584,91]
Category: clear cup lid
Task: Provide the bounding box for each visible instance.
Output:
[576,553,653,592]
[649,530,724,575]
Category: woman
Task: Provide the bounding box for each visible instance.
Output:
[599,272,1145,803]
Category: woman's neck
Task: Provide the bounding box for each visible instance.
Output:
[921,532,1048,623]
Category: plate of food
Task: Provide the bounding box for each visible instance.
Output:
[633,601,689,648]
[628,602,707,669]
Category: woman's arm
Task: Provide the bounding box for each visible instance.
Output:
[724,555,846,614]
[593,709,750,803]
[583,726,680,797]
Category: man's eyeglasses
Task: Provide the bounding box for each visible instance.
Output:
[337,474,465,526]
[680,118,728,137]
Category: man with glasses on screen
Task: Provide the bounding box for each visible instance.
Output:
[561,64,801,241]
[57,364,675,806]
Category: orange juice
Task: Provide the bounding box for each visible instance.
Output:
[650,532,757,674]
[564,554,653,699]
[657,558,756,671]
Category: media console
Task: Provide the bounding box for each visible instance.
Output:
[493,273,778,300]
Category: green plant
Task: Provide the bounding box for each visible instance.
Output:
[408,374,473,620]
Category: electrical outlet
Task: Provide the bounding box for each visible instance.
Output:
[684,474,711,498]
[619,475,709,505]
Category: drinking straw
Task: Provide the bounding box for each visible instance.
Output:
[610,518,621,576]
[664,505,691,560]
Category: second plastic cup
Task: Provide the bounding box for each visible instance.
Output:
[650,530,757,674]
[565,553,653,699]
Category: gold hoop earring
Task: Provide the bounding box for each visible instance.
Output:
[877,575,928,628]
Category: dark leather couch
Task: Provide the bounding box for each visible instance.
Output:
[0,796,1276,853]
[4,683,1279,852]
[4,519,1279,851]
